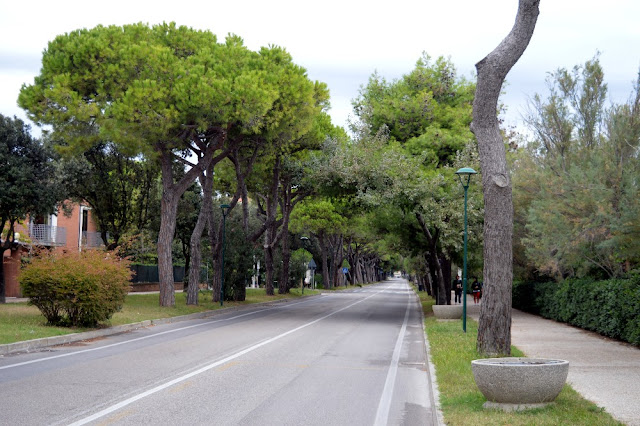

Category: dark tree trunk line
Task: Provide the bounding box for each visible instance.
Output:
[0,216,15,303]
[186,161,214,305]
[415,212,448,305]
[471,0,540,356]
[157,130,227,307]
[187,141,258,305]
[329,234,345,287]
[277,177,310,294]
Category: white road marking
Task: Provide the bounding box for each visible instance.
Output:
[67,290,386,425]
[374,293,411,426]
[1,298,318,371]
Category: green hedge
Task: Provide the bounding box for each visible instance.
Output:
[513,278,640,346]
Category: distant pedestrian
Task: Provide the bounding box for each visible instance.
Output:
[453,275,463,304]
[471,277,481,304]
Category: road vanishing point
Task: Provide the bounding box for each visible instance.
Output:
[0,279,438,425]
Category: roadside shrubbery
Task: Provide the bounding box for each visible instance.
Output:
[513,278,640,346]
[20,250,132,327]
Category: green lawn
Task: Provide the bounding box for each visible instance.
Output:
[413,288,622,426]
[0,288,320,345]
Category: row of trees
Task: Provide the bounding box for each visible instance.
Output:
[5,23,488,312]
[11,6,635,359]
[7,23,392,306]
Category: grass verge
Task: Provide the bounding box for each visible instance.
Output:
[0,288,319,345]
[412,287,622,426]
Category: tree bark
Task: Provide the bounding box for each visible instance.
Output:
[471,0,540,356]
[318,232,331,289]
[415,212,447,304]
[186,162,214,305]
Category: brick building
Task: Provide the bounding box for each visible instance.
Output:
[2,201,102,297]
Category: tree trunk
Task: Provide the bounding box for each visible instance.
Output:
[329,234,344,287]
[187,163,214,305]
[440,255,452,305]
[264,234,275,296]
[157,162,180,307]
[318,232,331,289]
[471,0,540,356]
[279,233,291,294]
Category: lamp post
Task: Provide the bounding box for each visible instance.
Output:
[455,167,476,333]
[300,236,310,294]
[219,204,230,306]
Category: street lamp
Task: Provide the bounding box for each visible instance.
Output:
[455,167,476,333]
[220,204,230,307]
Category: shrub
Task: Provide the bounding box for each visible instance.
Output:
[20,250,132,327]
[513,278,640,346]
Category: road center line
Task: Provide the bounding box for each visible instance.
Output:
[374,293,412,426]
[68,290,384,426]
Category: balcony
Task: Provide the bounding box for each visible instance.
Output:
[81,231,107,248]
[28,224,67,247]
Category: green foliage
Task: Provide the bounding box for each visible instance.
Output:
[59,142,159,248]
[0,114,60,234]
[352,54,475,167]
[513,278,640,346]
[20,250,132,327]
[19,23,280,156]
[290,198,347,236]
[515,55,640,280]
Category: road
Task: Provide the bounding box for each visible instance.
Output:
[0,279,436,425]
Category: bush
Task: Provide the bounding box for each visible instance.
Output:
[20,250,132,327]
[513,278,640,346]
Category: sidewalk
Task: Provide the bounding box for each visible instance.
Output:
[466,296,640,426]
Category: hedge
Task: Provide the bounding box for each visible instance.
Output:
[20,250,132,327]
[513,277,640,346]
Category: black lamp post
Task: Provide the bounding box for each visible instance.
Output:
[455,167,476,333]
[300,236,310,294]
[220,204,230,307]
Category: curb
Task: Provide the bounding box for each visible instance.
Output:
[412,290,444,426]
[0,296,313,357]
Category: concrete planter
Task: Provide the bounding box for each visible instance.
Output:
[432,304,463,320]
[472,357,569,411]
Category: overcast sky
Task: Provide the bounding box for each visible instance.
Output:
[2,0,639,136]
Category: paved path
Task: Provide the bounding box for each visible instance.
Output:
[465,296,640,425]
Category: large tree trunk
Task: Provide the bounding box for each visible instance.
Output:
[279,233,291,294]
[329,234,345,287]
[471,0,540,356]
[440,255,452,305]
[416,213,447,304]
[318,232,331,289]
[187,162,214,305]
[157,153,181,307]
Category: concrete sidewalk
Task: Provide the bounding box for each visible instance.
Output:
[466,299,640,425]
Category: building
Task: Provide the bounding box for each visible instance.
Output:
[2,201,102,297]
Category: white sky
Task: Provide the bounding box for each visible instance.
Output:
[2,0,640,136]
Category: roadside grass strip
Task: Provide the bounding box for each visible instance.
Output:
[0,289,319,345]
[412,288,622,426]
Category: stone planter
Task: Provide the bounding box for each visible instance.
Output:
[471,357,569,411]
[432,304,463,320]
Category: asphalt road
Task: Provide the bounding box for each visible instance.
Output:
[0,279,436,425]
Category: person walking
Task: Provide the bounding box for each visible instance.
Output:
[471,277,481,304]
[453,275,463,304]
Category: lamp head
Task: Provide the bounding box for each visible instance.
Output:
[220,204,231,216]
[455,167,477,188]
